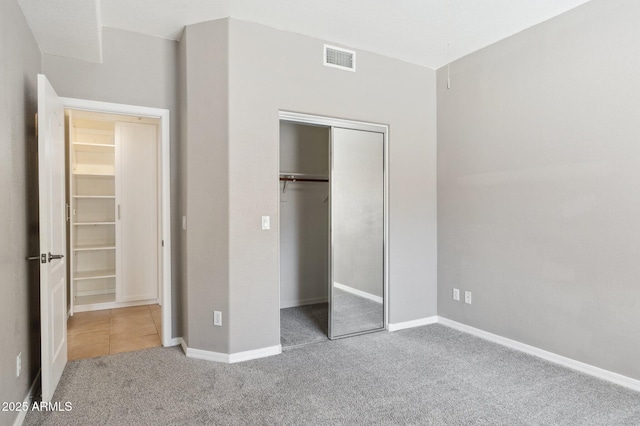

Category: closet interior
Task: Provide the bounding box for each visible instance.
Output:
[66,110,162,315]
[279,117,386,348]
[279,122,331,347]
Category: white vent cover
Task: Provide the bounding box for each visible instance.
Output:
[324,45,356,72]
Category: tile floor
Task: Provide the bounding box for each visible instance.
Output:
[67,304,162,361]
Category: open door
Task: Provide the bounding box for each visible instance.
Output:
[37,74,68,401]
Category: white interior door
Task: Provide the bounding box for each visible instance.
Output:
[37,74,68,401]
[116,122,159,302]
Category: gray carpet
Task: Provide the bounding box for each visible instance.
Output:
[280,303,329,347]
[25,324,640,425]
[280,288,384,347]
[332,287,383,337]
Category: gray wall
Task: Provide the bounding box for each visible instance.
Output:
[279,122,329,175]
[227,18,437,353]
[177,24,188,341]
[42,27,182,337]
[181,20,231,353]
[279,122,329,308]
[437,0,640,380]
[0,0,41,424]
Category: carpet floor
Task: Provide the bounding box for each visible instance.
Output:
[332,288,383,336]
[280,288,384,347]
[280,303,329,347]
[25,324,640,425]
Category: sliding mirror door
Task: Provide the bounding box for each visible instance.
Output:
[329,127,385,339]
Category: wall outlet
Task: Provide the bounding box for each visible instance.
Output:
[261,215,270,230]
[213,311,222,326]
[453,288,460,301]
[464,291,472,304]
[16,352,21,377]
[182,216,187,230]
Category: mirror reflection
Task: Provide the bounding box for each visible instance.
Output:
[278,120,385,347]
[331,128,384,338]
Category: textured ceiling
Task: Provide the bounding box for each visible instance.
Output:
[17,0,103,63]
[19,0,593,69]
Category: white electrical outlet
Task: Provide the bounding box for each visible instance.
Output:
[182,216,187,230]
[261,216,270,230]
[16,352,21,377]
[464,291,472,304]
[214,311,222,326]
[453,288,460,301]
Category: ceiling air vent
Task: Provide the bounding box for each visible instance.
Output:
[324,45,356,72]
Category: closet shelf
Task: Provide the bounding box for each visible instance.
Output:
[73,173,115,178]
[280,173,329,193]
[72,128,114,136]
[73,195,116,199]
[74,293,116,306]
[74,244,116,252]
[73,142,115,152]
[279,172,329,182]
[74,173,115,178]
[74,222,116,226]
[74,269,116,281]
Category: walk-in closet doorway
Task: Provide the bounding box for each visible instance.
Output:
[61,98,172,350]
[35,75,172,401]
[278,111,388,348]
[64,108,167,362]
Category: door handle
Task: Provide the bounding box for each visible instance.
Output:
[48,252,65,262]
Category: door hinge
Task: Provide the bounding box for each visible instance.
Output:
[40,254,46,264]
[162,240,164,247]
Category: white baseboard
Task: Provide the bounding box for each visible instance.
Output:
[185,346,229,363]
[178,337,188,354]
[167,337,183,347]
[176,337,226,362]
[437,317,640,393]
[388,316,438,331]
[334,282,383,304]
[229,345,282,363]
[280,297,327,309]
[13,369,40,426]
[178,338,281,364]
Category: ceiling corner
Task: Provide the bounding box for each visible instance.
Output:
[18,0,103,63]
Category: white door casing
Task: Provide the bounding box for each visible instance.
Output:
[60,97,172,347]
[37,74,68,402]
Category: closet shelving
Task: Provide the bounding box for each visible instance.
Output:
[68,111,162,314]
[69,115,118,310]
[279,172,329,193]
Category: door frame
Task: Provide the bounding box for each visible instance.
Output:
[62,97,172,347]
[277,110,389,338]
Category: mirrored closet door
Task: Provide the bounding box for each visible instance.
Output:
[278,112,387,346]
[329,127,385,339]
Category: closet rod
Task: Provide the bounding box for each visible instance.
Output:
[279,177,329,182]
[279,173,328,193]
[279,172,329,182]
